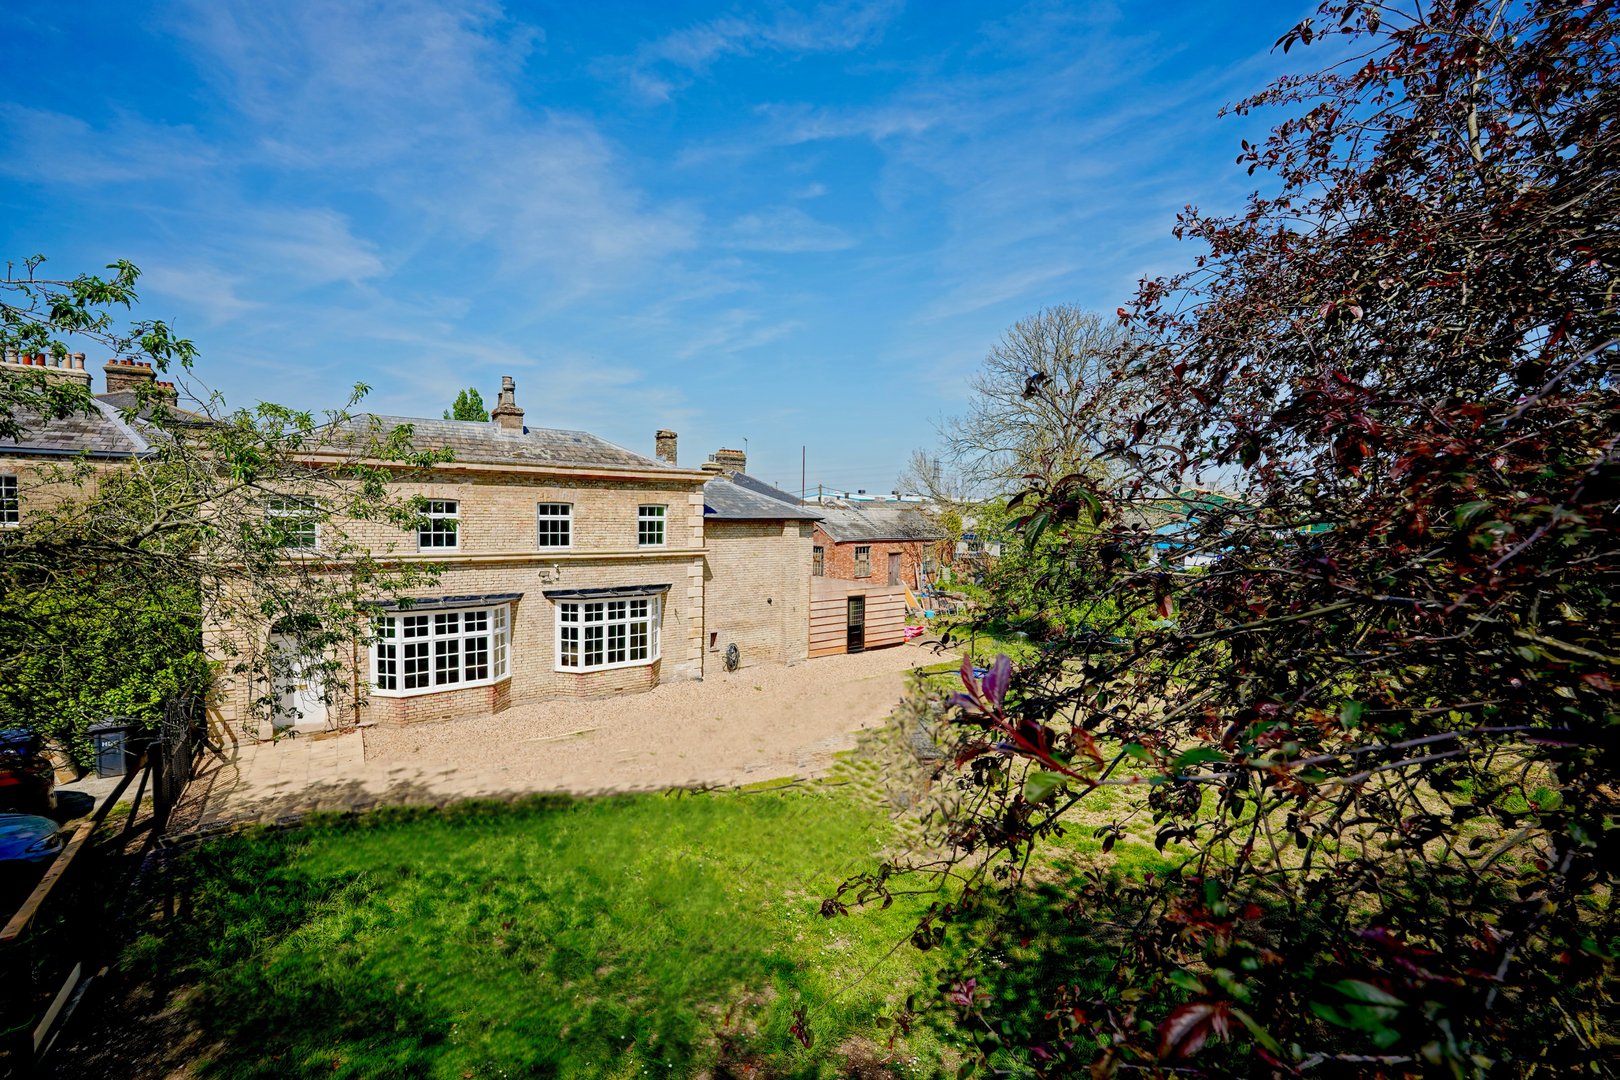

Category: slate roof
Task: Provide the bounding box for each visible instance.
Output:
[814,505,946,543]
[0,398,153,458]
[339,414,682,472]
[728,472,804,504]
[95,390,212,427]
[704,474,822,521]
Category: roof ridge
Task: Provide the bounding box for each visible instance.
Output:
[91,397,153,454]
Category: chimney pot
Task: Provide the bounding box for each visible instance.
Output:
[104,357,158,394]
[2,348,92,388]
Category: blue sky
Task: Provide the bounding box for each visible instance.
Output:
[1,0,1309,494]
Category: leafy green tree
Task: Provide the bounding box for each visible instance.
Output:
[443,387,489,422]
[1,258,445,760]
[835,3,1620,1075]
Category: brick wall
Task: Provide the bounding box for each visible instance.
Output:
[207,548,710,735]
[703,520,813,667]
[0,454,120,529]
[811,525,932,591]
[366,677,511,726]
[335,471,707,558]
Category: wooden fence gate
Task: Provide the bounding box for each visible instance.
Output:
[0,697,205,1074]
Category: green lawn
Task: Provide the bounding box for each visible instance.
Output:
[120,789,954,1079]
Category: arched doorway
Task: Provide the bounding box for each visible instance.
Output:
[267,616,330,734]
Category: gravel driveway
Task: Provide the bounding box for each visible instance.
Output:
[362,643,943,795]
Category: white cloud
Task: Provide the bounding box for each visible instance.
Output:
[167,0,696,295]
[0,106,216,183]
[611,0,902,102]
[239,208,387,287]
[673,308,799,360]
[723,207,855,253]
[171,0,536,165]
[136,264,259,324]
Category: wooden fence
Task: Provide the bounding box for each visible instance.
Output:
[0,698,203,1074]
[809,578,908,658]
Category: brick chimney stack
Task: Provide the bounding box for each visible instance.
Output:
[655,429,678,466]
[1,350,91,389]
[104,358,158,394]
[491,375,525,433]
[710,447,747,476]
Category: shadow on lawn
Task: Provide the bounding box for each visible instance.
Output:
[45,779,918,1080]
[44,775,481,1080]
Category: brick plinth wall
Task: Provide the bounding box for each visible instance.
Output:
[367,678,513,725]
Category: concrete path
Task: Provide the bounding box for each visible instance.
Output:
[172,644,947,831]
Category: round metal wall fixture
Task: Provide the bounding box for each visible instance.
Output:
[723,643,741,672]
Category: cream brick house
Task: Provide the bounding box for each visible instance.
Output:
[211,377,822,736]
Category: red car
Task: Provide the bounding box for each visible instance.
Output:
[0,729,57,815]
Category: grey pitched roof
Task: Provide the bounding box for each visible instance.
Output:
[341,414,683,472]
[95,391,212,427]
[704,474,822,521]
[813,505,946,543]
[0,398,153,458]
[731,472,816,506]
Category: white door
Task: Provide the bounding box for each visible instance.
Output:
[268,634,328,730]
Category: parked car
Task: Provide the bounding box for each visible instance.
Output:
[0,729,58,814]
[0,813,65,914]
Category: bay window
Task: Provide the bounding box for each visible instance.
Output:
[372,603,509,694]
[556,595,660,672]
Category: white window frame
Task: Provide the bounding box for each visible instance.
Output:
[417,499,460,551]
[854,545,872,577]
[812,545,824,576]
[554,595,661,673]
[537,502,573,549]
[637,504,666,547]
[370,604,509,697]
[0,474,18,528]
[266,496,319,550]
